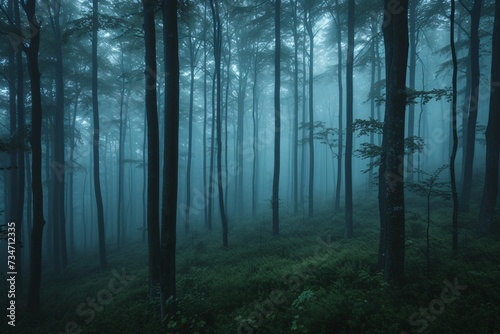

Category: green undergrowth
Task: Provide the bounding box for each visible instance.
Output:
[7,196,500,334]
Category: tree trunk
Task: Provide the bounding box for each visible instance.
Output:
[50,1,67,272]
[210,0,228,247]
[334,0,343,212]
[117,44,126,249]
[380,0,408,283]
[461,0,483,212]
[450,0,459,257]
[291,0,299,216]
[92,0,107,270]
[161,0,179,317]
[478,0,500,234]
[305,7,314,218]
[272,0,281,236]
[407,0,418,181]
[184,29,195,233]
[345,0,354,239]
[143,0,161,299]
[24,0,45,313]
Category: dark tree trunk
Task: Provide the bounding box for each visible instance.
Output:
[272,0,281,236]
[334,0,343,212]
[461,0,483,212]
[291,0,299,216]
[210,0,228,247]
[92,0,107,270]
[252,53,259,218]
[143,0,161,300]
[203,2,209,228]
[14,2,25,281]
[117,44,126,249]
[305,6,314,218]
[380,0,408,283]
[407,0,418,181]
[185,24,196,233]
[50,1,67,272]
[23,0,45,313]
[68,93,80,256]
[345,0,354,239]
[478,0,500,234]
[161,0,179,317]
[450,0,459,257]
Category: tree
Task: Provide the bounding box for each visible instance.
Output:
[478,0,500,234]
[161,0,179,317]
[290,0,300,215]
[344,0,354,238]
[92,0,107,270]
[450,0,459,255]
[407,0,419,181]
[142,0,160,300]
[304,1,315,217]
[48,0,67,272]
[209,0,228,247]
[379,0,408,283]
[331,0,344,212]
[273,0,281,236]
[461,0,483,212]
[23,0,45,312]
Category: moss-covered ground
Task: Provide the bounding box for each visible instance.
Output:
[6,194,500,334]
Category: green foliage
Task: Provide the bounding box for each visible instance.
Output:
[11,198,500,334]
[375,87,452,106]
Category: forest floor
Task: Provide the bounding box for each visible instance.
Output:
[6,195,500,334]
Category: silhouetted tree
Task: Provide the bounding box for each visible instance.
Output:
[161,0,180,317]
[379,0,408,283]
[478,0,500,234]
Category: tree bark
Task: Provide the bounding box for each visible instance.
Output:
[461,0,483,212]
[143,0,161,300]
[478,0,500,234]
[450,0,459,257]
[92,0,107,270]
[345,0,354,239]
[272,0,281,236]
[161,0,179,317]
[24,0,45,313]
[380,0,408,283]
[305,6,314,218]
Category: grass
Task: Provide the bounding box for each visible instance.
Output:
[5,194,500,334]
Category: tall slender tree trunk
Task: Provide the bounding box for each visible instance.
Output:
[24,0,45,313]
[203,2,209,228]
[185,27,196,233]
[143,0,160,299]
[14,2,25,284]
[117,45,126,249]
[92,0,107,270]
[272,0,281,236]
[478,0,500,234]
[345,0,354,238]
[461,0,483,212]
[305,7,314,218]
[450,0,459,256]
[161,0,179,317]
[334,0,343,212]
[407,0,418,181]
[380,0,408,283]
[291,0,299,216]
[252,54,259,218]
[210,0,228,247]
[50,1,67,272]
